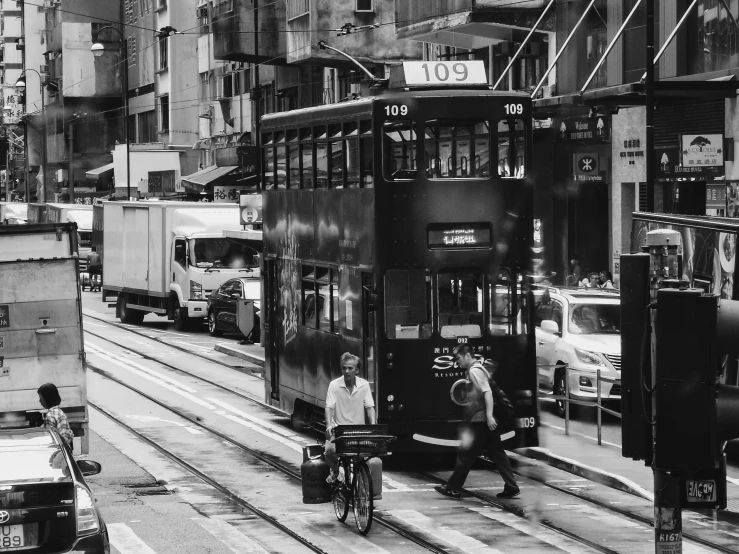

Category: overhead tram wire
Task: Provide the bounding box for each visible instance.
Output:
[19,0,160,33]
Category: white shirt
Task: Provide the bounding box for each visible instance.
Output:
[325,376,375,426]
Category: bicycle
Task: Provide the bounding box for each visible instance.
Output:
[329,424,394,535]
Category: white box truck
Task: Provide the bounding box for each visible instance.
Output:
[103,201,260,330]
[0,222,89,453]
[0,202,28,224]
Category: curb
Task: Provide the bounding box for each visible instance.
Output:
[513,446,653,502]
[214,343,265,370]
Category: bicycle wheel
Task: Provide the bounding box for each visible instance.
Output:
[332,462,349,522]
[352,461,374,535]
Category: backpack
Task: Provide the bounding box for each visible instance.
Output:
[472,362,515,424]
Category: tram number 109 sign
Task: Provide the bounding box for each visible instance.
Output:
[403,61,488,86]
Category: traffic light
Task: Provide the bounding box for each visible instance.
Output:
[652,288,739,509]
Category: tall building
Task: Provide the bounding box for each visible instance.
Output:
[1,0,25,200]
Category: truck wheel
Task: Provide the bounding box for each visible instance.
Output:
[208,311,222,337]
[173,300,190,331]
[117,295,145,325]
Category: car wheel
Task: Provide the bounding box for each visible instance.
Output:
[173,299,190,331]
[208,311,222,337]
[554,369,573,419]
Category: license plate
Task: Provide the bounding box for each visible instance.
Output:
[0,525,24,549]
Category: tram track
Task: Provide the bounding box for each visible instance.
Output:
[88,362,453,554]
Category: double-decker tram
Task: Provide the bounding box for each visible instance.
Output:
[261,61,539,452]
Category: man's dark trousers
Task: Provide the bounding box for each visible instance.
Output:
[447,422,518,492]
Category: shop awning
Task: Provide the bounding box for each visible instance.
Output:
[181,165,238,192]
[86,162,115,181]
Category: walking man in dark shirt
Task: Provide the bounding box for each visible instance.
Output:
[86,246,102,292]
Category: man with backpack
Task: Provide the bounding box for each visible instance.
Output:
[435,344,520,499]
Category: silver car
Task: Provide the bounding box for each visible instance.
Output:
[534,287,621,417]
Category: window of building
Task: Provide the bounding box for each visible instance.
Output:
[158,37,168,70]
[148,170,176,193]
[356,0,373,12]
[127,36,137,67]
[286,0,309,20]
[497,118,525,178]
[159,95,169,132]
[385,269,432,339]
[424,119,490,179]
[383,120,417,181]
[438,269,483,338]
[139,111,156,143]
[221,74,233,98]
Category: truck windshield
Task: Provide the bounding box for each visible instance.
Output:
[190,239,260,269]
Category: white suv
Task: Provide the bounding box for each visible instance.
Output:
[534,287,621,417]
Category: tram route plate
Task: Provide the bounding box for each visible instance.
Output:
[686,479,716,503]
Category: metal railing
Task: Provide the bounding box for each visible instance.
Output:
[540,363,621,445]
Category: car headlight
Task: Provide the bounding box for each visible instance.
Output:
[190,281,203,300]
[574,348,605,366]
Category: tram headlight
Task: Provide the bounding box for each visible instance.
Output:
[386,352,394,360]
[387,362,394,369]
[387,395,394,402]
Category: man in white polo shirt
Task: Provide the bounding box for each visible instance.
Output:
[325,352,376,483]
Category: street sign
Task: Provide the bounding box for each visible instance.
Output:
[554,116,609,143]
[573,153,604,182]
[681,133,724,168]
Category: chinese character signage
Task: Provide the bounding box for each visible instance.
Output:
[553,116,610,143]
[214,185,243,203]
[2,87,22,125]
[682,134,724,168]
[0,305,9,328]
[428,223,492,249]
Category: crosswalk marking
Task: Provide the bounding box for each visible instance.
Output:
[108,523,157,554]
[297,514,393,553]
[192,517,270,554]
[467,506,595,554]
[387,510,505,554]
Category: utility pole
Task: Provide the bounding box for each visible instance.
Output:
[68,122,74,204]
[646,0,655,212]
[253,0,260,175]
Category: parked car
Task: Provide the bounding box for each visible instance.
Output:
[0,427,109,553]
[534,286,621,417]
[207,277,261,339]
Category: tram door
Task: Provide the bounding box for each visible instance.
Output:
[265,258,279,400]
[362,273,377,387]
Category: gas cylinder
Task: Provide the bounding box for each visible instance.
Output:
[368,457,382,500]
[301,444,332,504]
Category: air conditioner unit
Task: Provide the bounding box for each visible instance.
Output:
[196,6,208,18]
[40,64,50,74]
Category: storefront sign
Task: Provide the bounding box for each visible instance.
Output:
[707,183,727,209]
[427,223,492,249]
[2,87,22,125]
[554,117,609,143]
[0,306,9,328]
[682,134,724,168]
[655,147,723,179]
[214,185,241,203]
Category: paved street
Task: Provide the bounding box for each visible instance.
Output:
[74,289,739,553]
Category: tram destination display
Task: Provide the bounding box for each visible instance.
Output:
[427,223,491,249]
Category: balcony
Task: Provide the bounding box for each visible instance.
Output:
[394,0,553,48]
[213,0,286,63]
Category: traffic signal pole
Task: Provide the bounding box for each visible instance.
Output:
[646,230,683,554]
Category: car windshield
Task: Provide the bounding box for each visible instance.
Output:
[568,303,620,335]
[190,239,260,269]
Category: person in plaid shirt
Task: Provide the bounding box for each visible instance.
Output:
[38,383,74,450]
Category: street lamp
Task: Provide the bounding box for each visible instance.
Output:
[91,27,130,200]
[16,69,47,203]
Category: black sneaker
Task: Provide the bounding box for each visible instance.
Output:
[434,485,461,499]
[496,487,520,499]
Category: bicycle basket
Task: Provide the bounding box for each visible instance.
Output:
[334,425,392,456]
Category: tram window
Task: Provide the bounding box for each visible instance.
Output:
[275,145,287,189]
[263,147,275,190]
[497,118,526,179]
[316,143,328,188]
[383,121,418,181]
[330,141,344,188]
[288,143,300,189]
[302,143,314,189]
[438,269,483,338]
[360,136,374,188]
[302,265,338,333]
[385,269,432,339]
[346,138,360,188]
[424,120,490,179]
[488,273,522,335]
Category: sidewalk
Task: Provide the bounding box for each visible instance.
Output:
[213,339,265,370]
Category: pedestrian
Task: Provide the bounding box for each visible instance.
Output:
[435,346,520,499]
[599,270,615,289]
[566,254,582,286]
[324,352,376,484]
[86,246,102,292]
[533,269,556,287]
[37,383,74,450]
